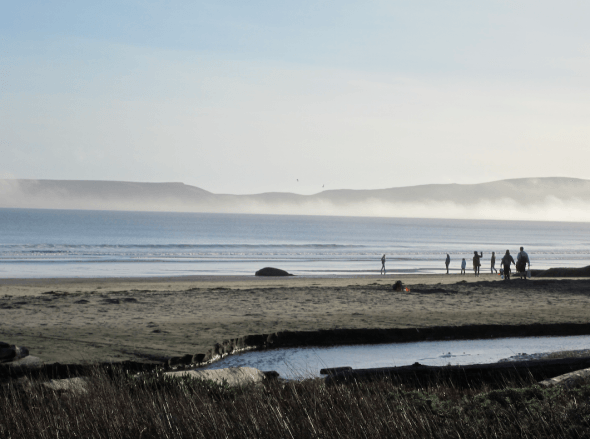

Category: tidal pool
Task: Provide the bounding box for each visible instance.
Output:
[203,335,590,378]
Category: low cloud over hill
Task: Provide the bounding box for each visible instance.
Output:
[1,177,589,222]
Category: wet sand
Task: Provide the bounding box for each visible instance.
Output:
[2,274,590,364]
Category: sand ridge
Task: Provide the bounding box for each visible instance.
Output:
[1,274,590,364]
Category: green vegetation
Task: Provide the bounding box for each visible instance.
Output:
[2,367,590,438]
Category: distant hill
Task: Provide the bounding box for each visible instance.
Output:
[1,177,590,221]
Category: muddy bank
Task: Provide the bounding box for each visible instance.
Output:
[0,361,161,384]
[264,323,590,347]
[325,356,590,388]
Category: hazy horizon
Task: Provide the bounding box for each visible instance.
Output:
[2,2,590,195]
[3,176,590,222]
[5,175,588,195]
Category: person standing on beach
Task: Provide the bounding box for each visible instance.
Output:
[516,246,530,280]
[501,250,515,281]
[381,254,386,275]
[461,258,466,275]
[473,251,483,276]
[491,251,498,274]
[445,254,451,274]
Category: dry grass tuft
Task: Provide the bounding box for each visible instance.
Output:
[2,366,590,438]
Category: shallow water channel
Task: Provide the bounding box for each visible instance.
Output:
[203,335,590,378]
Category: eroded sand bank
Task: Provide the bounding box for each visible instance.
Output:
[1,274,590,364]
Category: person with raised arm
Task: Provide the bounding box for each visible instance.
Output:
[473,251,483,277]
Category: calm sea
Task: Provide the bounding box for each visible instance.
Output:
[0,208,589,278]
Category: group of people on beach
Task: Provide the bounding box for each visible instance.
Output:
[446,248,530,280]
[380,247,531,281]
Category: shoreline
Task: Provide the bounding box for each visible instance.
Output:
[0,271,572,294]
[0,273,506,297]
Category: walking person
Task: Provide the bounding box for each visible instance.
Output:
[381,254,386,275]
[461,258,466,275]
[491,251,498,274]
[516,247,530,280]
[501,250,515,281]
[473,251,483,276]
[445,254,451,274]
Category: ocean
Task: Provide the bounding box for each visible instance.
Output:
[1,207,589,278]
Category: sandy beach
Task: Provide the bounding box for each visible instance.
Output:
[2,274,590,364]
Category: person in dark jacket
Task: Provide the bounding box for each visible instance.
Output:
[473,251,483,276]
[501,250,515,281]
[516,247,530,280]
[445,254,451,274]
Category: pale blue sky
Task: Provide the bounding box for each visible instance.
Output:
[1,1,589,193]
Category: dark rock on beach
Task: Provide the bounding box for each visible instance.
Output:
[168,354,193,367]
[255,267,293,276]
[0,348,16,362]
[192,353,206,364]
[0,343,29,363]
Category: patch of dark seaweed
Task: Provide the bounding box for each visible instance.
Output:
[410,288,458,294]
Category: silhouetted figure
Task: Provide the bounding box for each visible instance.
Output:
[491,251,498,274]
[501,250,515,281]
[516,246,530,280]
[473,251,483,276]
[461,258,466,275]
[381,254,386,275]
[445,254,451,274]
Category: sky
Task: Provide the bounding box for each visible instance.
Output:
[1,1,590,195]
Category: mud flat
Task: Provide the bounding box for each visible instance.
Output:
[2,274,590,364]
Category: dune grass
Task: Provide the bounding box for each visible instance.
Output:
[2,366,590,438]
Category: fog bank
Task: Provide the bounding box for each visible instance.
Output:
[1,177,589,222]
